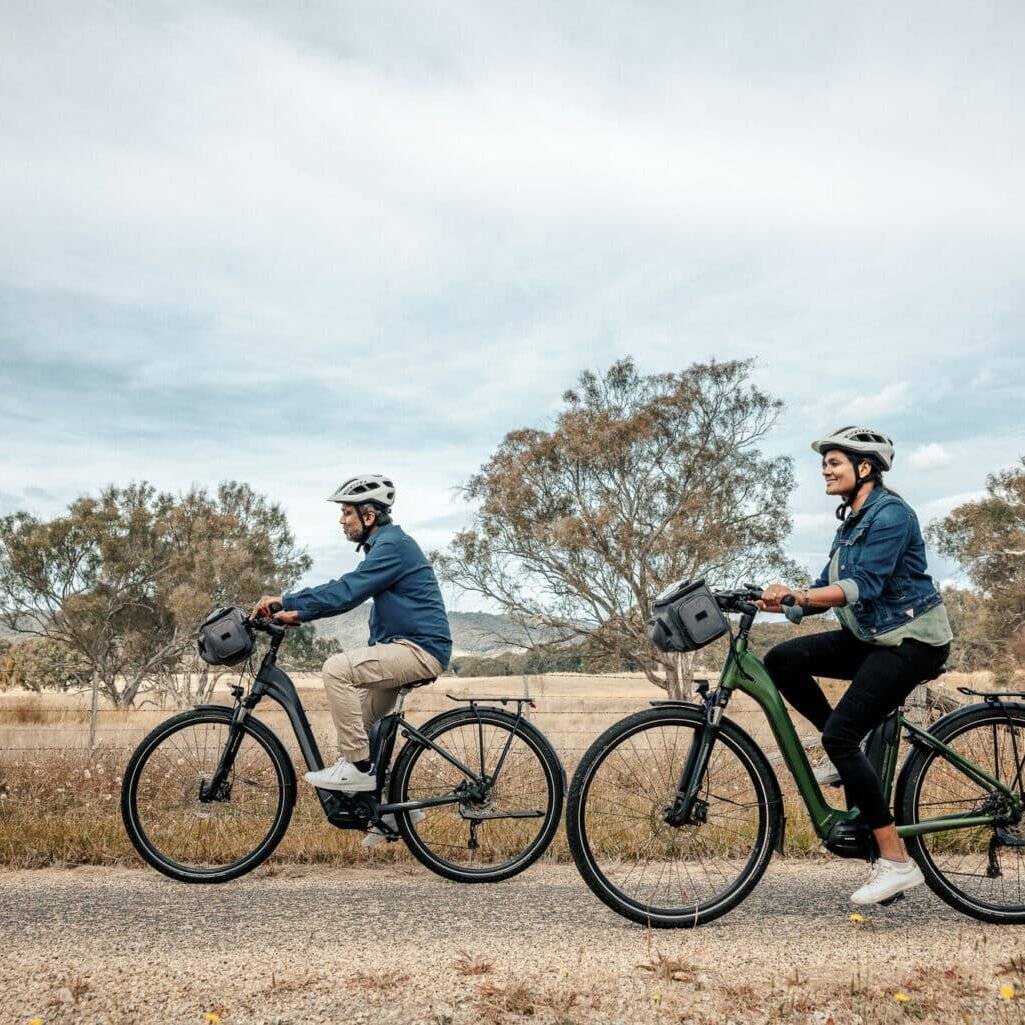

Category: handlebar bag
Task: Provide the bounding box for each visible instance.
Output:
[648,579,729,653]
[197,605,256,666]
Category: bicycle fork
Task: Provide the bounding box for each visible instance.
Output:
[199,688,253,803]
[663,686,729,828]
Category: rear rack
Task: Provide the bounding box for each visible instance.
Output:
[446,694,536,709]
[958,686,1025,702]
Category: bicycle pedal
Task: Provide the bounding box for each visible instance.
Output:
[876,891,906,907]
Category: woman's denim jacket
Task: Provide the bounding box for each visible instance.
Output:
[812,487,943,639]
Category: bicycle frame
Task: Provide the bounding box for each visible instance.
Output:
[677,615,1022,843]
[210,630,540,829]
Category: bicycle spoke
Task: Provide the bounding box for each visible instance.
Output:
[904,708,1025,920]
[124,712,290,880]
[568,709,777,926]
[393,710,562,881]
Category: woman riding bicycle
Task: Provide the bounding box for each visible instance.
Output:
[758,426,952,906]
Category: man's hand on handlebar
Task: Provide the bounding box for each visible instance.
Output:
[251,594,301,625]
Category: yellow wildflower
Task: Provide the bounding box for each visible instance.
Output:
[1000,984,1016,1001]
[894,992,910,1004]
[30,1019,43,1025]
[848,913,864,923]
[652,992,663,1003]
[204,1015,221,1024]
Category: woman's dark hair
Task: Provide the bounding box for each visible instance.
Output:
[833,449,901,521]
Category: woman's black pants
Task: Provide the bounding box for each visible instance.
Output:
[763,629,949,828]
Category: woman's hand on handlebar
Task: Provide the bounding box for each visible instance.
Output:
[251,594,301,625]
[755,583,801,614]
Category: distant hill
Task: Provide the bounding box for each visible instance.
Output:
[0,606,567,658]
[313,605,568,656]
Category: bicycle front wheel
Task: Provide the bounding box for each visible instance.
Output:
[121,707,296,883]
[898,703,1025,923]
[566,705,782,927]
[390,707,564,883]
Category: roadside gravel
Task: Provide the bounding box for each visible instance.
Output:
[1,861,1021,1025]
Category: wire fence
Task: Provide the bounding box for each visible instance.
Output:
[0,674,988,869]
[0,673,972,768]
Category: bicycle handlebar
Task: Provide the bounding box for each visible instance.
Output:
[248,602,288,637]
[712,584,764,614]
[712,583,800,619]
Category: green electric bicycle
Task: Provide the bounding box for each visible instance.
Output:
[566,583,1025,927]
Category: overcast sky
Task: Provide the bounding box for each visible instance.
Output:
[2,1,1023,607]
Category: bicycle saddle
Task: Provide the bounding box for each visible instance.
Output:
[403,677,436,690]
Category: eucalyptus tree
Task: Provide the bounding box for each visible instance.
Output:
[0,481,310,705]
[435,357,801,696]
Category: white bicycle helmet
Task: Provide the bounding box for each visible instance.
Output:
[327,475,396,508]
[811,426,895,471]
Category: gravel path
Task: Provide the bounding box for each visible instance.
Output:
[1,860,1021,1025]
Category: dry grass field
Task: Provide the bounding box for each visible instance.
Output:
[3,671,1024,1024]
[0,668,1000,871]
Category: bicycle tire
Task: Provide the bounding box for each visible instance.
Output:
[897,702,1025,923]
[121,706,296,883]
[566,705,782,928]
[390,707,564,883]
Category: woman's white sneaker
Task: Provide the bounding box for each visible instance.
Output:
[850,857,924,905]
[362,809,426,847]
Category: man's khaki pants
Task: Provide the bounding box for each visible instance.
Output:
[322,640,443,763]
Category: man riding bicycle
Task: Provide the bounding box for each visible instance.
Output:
[252,475,452,842]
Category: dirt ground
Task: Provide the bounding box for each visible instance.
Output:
[1,861,1023,1025]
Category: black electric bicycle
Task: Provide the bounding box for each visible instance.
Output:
[566,585,1025,927]
[122,614,565,884]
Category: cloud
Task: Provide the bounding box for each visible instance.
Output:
[2,2,1024,603]
[917,490,988,524]
[792,512,837,532]
[838,383,910,422]
[907,443,952,471]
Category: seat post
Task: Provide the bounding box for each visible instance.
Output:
[391,678,436,719]
[393,686,413,716]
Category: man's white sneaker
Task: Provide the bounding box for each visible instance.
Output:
[362,809,427,848]
[850,857,924,905]
[813,756,842,787]
[303,758,377,792]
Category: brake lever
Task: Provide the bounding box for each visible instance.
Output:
[249,602,287,633]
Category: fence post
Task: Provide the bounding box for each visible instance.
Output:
[88,673,99,752]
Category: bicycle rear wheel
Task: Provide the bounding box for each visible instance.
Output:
[566,705,782,927]
[898,703,1025,923]
[390,707,564,882]
[121,707,295,883]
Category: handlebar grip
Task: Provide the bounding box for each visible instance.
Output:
[780,595,796,607]
[269,601,283,614]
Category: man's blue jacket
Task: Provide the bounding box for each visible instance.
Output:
[281,524,452,668]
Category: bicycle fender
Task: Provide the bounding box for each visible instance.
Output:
[644,703,783,798]
[188,703,273,734]
[920,700,1025,740]
[895,699,1025,808]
